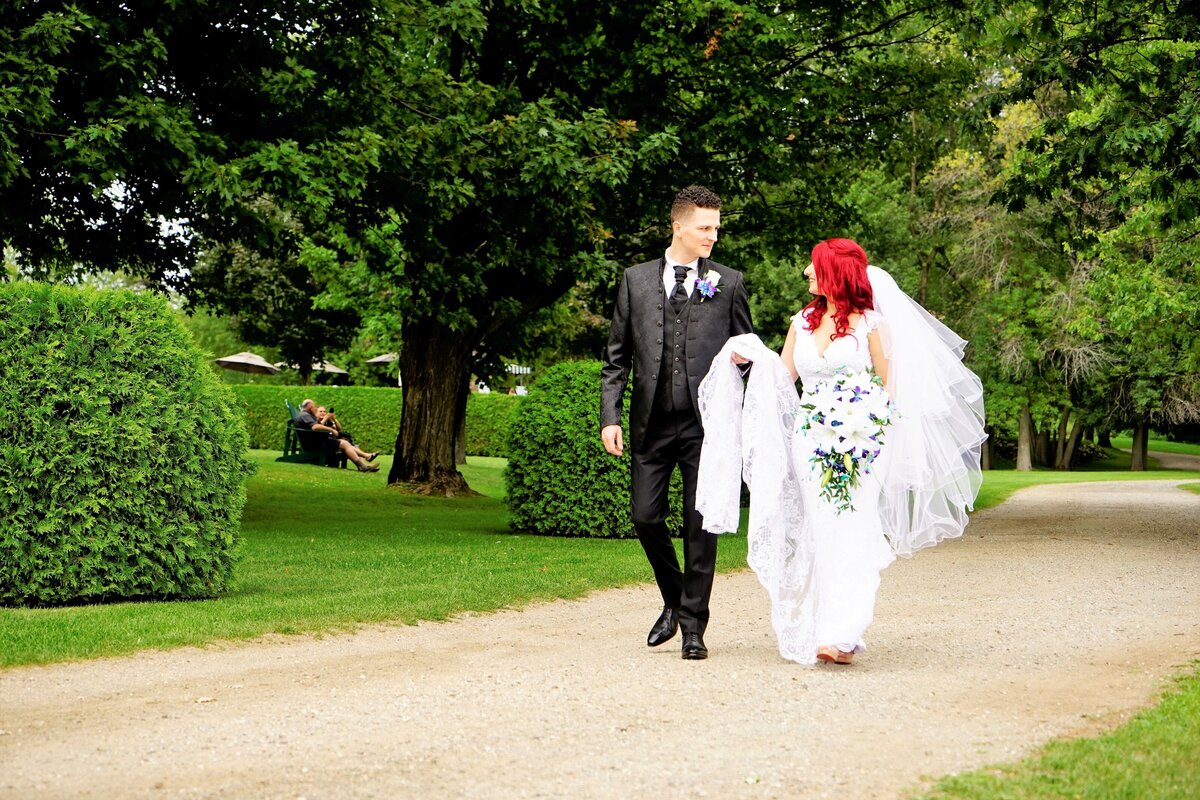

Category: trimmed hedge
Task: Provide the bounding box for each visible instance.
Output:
[229,385,518,457]
[231,385,400,454]
[463,394,521,457]
[505,360,682,538]
[1,283,253,606]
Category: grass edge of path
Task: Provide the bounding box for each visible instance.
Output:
[911,662,1200,800]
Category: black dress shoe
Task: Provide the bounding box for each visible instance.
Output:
[681,631,708,660]
[646,606,679,647]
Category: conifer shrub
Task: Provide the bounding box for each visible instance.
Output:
[0,283,253,606]
[505,360,681,538]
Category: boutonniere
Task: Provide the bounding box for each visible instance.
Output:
[695,270,722,302]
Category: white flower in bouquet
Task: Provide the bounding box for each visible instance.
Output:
[796,368,894,513]
[808,418,845,453]
[836,399,875,433]
[841,417,879,452]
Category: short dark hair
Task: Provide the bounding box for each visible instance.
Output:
[671,185,722,222]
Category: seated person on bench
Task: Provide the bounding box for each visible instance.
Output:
[316,405,379,464]
[297,398,379,472]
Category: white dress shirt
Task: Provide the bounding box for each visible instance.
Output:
[662,252,699,298]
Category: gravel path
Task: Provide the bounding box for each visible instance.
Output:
[1145,449,1200,470]
[2,479,1198,800]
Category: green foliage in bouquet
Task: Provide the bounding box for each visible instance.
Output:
[0,283,253,606]
[505,360,681,538]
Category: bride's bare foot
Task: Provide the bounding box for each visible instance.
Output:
[816,645,854,665]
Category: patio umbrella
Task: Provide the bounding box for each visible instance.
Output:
[214,351,280,374]
[314,360,348,375]
[366,352,399,364]
[273,360,350,375]
[366,352,402,386]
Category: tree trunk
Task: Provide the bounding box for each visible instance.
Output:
[909,110,919,195]
[980,426,992,470]
[1034,424,1051,467]
[1059,416,1086,470]
[918,252,930,307]
[1053,407,1070,468]
[1097,429,1112,448]
[454,385,468,466]
[388,321,475,495]
[1130,419,1149,471]
[1016,405,1035,471]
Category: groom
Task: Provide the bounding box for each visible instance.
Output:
[600,185,753,660]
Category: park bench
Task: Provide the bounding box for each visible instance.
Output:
[276,399,348,468]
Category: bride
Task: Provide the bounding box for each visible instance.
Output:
[696,238,986,665]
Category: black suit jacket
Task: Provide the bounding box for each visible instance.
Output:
[601,258,753,449]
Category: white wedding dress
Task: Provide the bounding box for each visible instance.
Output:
[789,309,895,656]
[696,266,986,665]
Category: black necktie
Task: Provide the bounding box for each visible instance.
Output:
[670,265,689,312]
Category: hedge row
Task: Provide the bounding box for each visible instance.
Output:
[1,283,252,607]
[229,385,519,457]
[505,360,682,539]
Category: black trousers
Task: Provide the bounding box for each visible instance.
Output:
[630,406,717,635]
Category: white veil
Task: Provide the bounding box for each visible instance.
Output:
[867,265,986,556]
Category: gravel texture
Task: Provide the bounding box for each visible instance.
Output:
[2,478,1198,800]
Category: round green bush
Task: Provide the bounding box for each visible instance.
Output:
[505,360,681,538]
[0,283,253,606]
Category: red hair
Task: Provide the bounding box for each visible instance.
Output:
[802,238,874,340]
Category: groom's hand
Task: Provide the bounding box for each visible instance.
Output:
[601,424,624,456]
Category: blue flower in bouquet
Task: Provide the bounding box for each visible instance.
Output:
[797,369,893,513]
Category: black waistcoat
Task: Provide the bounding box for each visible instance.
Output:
[653,293,694,411]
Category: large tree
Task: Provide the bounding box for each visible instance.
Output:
[3,1,988,491]
[1,0,391,372]
[310,1,984,490]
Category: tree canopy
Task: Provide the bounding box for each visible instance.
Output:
[3,0,1197,486]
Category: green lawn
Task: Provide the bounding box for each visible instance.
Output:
[1110,435,1200,456]
[973,465,1200,511]
[917,665,1200,800]
[3,450,1197,668]
[0,451,747,668]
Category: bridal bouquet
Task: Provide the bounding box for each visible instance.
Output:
[797,369,893,513]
